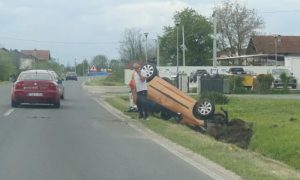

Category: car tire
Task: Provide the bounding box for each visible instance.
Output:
[11,99,19,108]
[141,63,158,82]
[54,100,60,108]
[193,99,215,119]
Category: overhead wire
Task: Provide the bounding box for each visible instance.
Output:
[0,36,123,45]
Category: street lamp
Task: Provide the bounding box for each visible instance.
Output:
[182,25,186,66]
[156,36,160,68]
[274,34,281,67]
[175,19,180,76]
[144,32,149,63]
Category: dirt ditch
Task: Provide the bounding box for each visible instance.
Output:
[206,119,253,149]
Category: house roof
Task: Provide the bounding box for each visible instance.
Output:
[250,35,300,54]
[21,49,51,60]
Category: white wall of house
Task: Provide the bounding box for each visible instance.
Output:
[19,58,34,70]
[285,56,300,86]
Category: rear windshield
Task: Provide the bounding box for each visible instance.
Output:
[18,72,53,81]
[67,72,77,76]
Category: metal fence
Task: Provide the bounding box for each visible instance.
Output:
[198,75,230,95]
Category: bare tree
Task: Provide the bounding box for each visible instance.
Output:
[214,1,264,56]
[119,28,144,61]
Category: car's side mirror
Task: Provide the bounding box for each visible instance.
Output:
[57,79,63,84]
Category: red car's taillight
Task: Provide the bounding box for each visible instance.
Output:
[48,83,58,90]
[15,81,24,89]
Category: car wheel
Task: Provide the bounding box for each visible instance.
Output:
[292,85,297,89]
[193,99,215,119]
[141,63,158,82]
[11,99,19,108]
[54,100,60,108]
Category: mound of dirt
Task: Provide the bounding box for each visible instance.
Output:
[207,119,253,149]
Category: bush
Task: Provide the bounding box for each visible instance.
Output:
[200,91,229,105]
[256,74,274,93]
[228,75,247,94]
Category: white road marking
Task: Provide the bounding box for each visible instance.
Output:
[4,109,15,116]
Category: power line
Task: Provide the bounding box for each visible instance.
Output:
[262,9,300,14]
[0,36,122,45]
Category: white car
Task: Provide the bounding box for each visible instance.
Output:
[271,68,297,89]
[48,70,65,99]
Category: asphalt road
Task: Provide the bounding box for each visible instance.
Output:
[0,79,236,180]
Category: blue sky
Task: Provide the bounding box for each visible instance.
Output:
[0,0,299,65]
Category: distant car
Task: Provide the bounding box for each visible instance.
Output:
[65,72,78,81]
[48,70,65,99]
[271,69,297,89]
[227,67,246,75]
[11,70,61,108]
[190,69,209,82]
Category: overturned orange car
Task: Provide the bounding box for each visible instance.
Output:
[141,64,227,129]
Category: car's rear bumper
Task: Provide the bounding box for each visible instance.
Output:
[12,91,60,104]
[66,77,77,80]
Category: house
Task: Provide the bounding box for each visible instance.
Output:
[19,49,51,69]
[247,35,300,55]
[21,49,51,61]
[247,35,300,84]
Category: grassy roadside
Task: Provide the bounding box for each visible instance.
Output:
[85,74,124,86]
[0,81,10,85]
[105,95,300,180]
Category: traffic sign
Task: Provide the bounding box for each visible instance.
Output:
[90,65,97,72]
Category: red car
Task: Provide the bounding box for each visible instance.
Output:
[11,70,61,108]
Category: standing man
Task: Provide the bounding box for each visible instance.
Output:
[133,63,149,120]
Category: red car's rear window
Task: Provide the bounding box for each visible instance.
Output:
[19,73,53,81]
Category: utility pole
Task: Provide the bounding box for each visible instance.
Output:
[213,11,217,68]
[156,36,160,68]
[182,25,186,66]
[274,35,281,67]
[176,21,180,76]
[144,33,149,63]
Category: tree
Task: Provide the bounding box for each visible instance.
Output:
[91,55,108,70]
[214,1,264,56]
[109,59,122,70]
[76,59,89,76]
[119,28,144,62]
[0,50,17,81]
[159,8,213,66]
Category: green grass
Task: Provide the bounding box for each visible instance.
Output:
[105,95,300,179]
[218,97,300,169]
[85,76,125,86]
[0,81,10,85]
